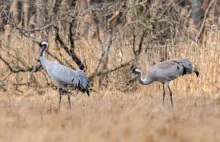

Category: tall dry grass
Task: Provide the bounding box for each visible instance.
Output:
[0,25,220,94]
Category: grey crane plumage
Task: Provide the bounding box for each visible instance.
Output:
[130,59,199,106]
[39,40,89,108]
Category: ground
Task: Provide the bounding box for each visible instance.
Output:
[0,89,219,142]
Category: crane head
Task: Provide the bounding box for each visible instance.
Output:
[132,68,141,74]
[127,67,141,75]
[39,40,49,48]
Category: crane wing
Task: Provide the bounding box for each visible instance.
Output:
[45,61,80,87]
[153,61,184,81]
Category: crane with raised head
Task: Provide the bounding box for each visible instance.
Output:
[129,59,199,106]
[38,40,89,108]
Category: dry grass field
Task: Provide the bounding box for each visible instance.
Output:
[0,87,220,142]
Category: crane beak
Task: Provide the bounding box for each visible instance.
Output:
[39,42,42,47]
[126,70,132,75]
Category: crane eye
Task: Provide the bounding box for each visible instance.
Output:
[132,68,136,73]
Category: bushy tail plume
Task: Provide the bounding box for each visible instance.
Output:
[177,59,199,77]
[194,70,199,77]
[86,89,90,97]
[177,59,193,74]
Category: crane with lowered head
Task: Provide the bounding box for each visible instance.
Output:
[129,59,199,106]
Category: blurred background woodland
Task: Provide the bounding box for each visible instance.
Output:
[1,1,220,142]
[0,0,219,95]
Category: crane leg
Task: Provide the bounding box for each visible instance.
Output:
[58,88,62,109]
[67,94,71,109]
[162,84,165,104]
[167,85,173,106]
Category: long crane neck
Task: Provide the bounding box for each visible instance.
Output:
[40,45,48,57]
[137,71,153,85]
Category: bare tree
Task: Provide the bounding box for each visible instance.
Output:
[0,0,218,92]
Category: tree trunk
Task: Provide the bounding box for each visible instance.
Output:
[201,0,210,10]
[36,0,46,38]
[59,0,71,36]
[23,0,31,29]
[0,14,4,30]
[36,0,45,27]
[9,0,22,25]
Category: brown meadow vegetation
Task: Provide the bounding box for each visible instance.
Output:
[0,89,220,142]
[0,0,220,142]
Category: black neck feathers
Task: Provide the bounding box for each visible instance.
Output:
[40,45,48,57]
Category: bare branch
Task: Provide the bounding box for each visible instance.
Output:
[13,25,65,65]
[195,0,216,42]
[89,59,134,80]
[1,72,12,82]
[102,11,120,68]
[0,55,42,73]
[90,10,105,73]
[54,26,85,70]
[28,62,42,83]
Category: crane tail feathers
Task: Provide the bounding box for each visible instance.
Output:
[182,65,187,76]
[194,70,199,77]
[86,89,90,97]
